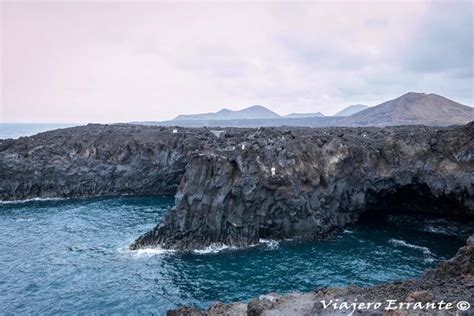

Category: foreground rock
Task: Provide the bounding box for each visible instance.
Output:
[170,235,474,315]
[131,122,473,250]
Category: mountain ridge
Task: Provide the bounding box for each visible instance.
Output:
[173,105,280,121]
[334,104,369,116]
[284,112,325,118]
[151,92,473,127]
[340,92,474,127]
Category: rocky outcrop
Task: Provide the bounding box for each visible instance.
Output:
[167,235,474,315]
[130,122,474,250]
[0,124,210,200]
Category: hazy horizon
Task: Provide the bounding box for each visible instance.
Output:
[1,1,473,124]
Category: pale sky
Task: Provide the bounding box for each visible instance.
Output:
[1,1,473,123]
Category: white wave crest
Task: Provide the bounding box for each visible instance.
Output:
[423,225,457,236]
[0,197,67,204]
[193,243,235,254]
[389,239,433,255]
[259,239,280,250]
[118,246,175,257]
[16,217,34,222]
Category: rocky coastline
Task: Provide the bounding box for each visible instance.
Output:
[1,122,473,315]
[130,122,473,251]
[0,124,207,200]
[1,123,473,248]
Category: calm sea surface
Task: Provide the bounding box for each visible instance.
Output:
[0,123,79,139]
[0,196,471,315]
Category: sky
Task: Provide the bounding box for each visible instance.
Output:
[1,1,473,123]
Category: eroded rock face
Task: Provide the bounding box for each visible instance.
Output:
[0,124,209,200]
[131,122,474,250]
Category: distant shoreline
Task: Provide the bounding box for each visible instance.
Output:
[0,123,80,139]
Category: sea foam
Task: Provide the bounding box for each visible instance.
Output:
[259,239,280,250]
[193,243,236,254]
[192,239,282,254]
[118,246,175,257]
[389,238,433,255]
[0,197,67,204]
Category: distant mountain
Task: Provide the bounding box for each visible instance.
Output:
[284,112,325,118]
[173,105,280,121]
[334,104,369,116]
[142,116,342,128]
[340,92,474,127]
[139,93,474,128]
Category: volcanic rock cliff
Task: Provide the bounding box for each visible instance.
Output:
[130,123,473,250]
[0,124,207,200]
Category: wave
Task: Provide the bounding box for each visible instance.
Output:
[192,239,282,254]
[389,239,433,255]
[0,197,67,204]
[121,238,283,257]
[259,239,280,250]
[15,217,34,222]
[193,243,236,254]
[118,246,176,257]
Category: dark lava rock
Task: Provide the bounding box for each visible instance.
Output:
[130,122,474,250]
[0,124,209,200]
[166,306,203,316]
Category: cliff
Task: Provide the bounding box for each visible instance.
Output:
[131,122,473,250]
[0,124,205,200]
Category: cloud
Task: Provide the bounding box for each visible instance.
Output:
[1,1,472,123]
[402,2,473,75]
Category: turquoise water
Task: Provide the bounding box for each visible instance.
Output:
[0,196,471,315]
[0,123,79,139]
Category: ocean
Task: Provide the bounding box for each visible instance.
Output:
[0,123,80,139]
[0,196,470,315]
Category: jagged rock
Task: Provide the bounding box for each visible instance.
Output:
[131,122,474,250]
[0,124,207,200]
[166,306,203,316]
[406,290,434,303]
